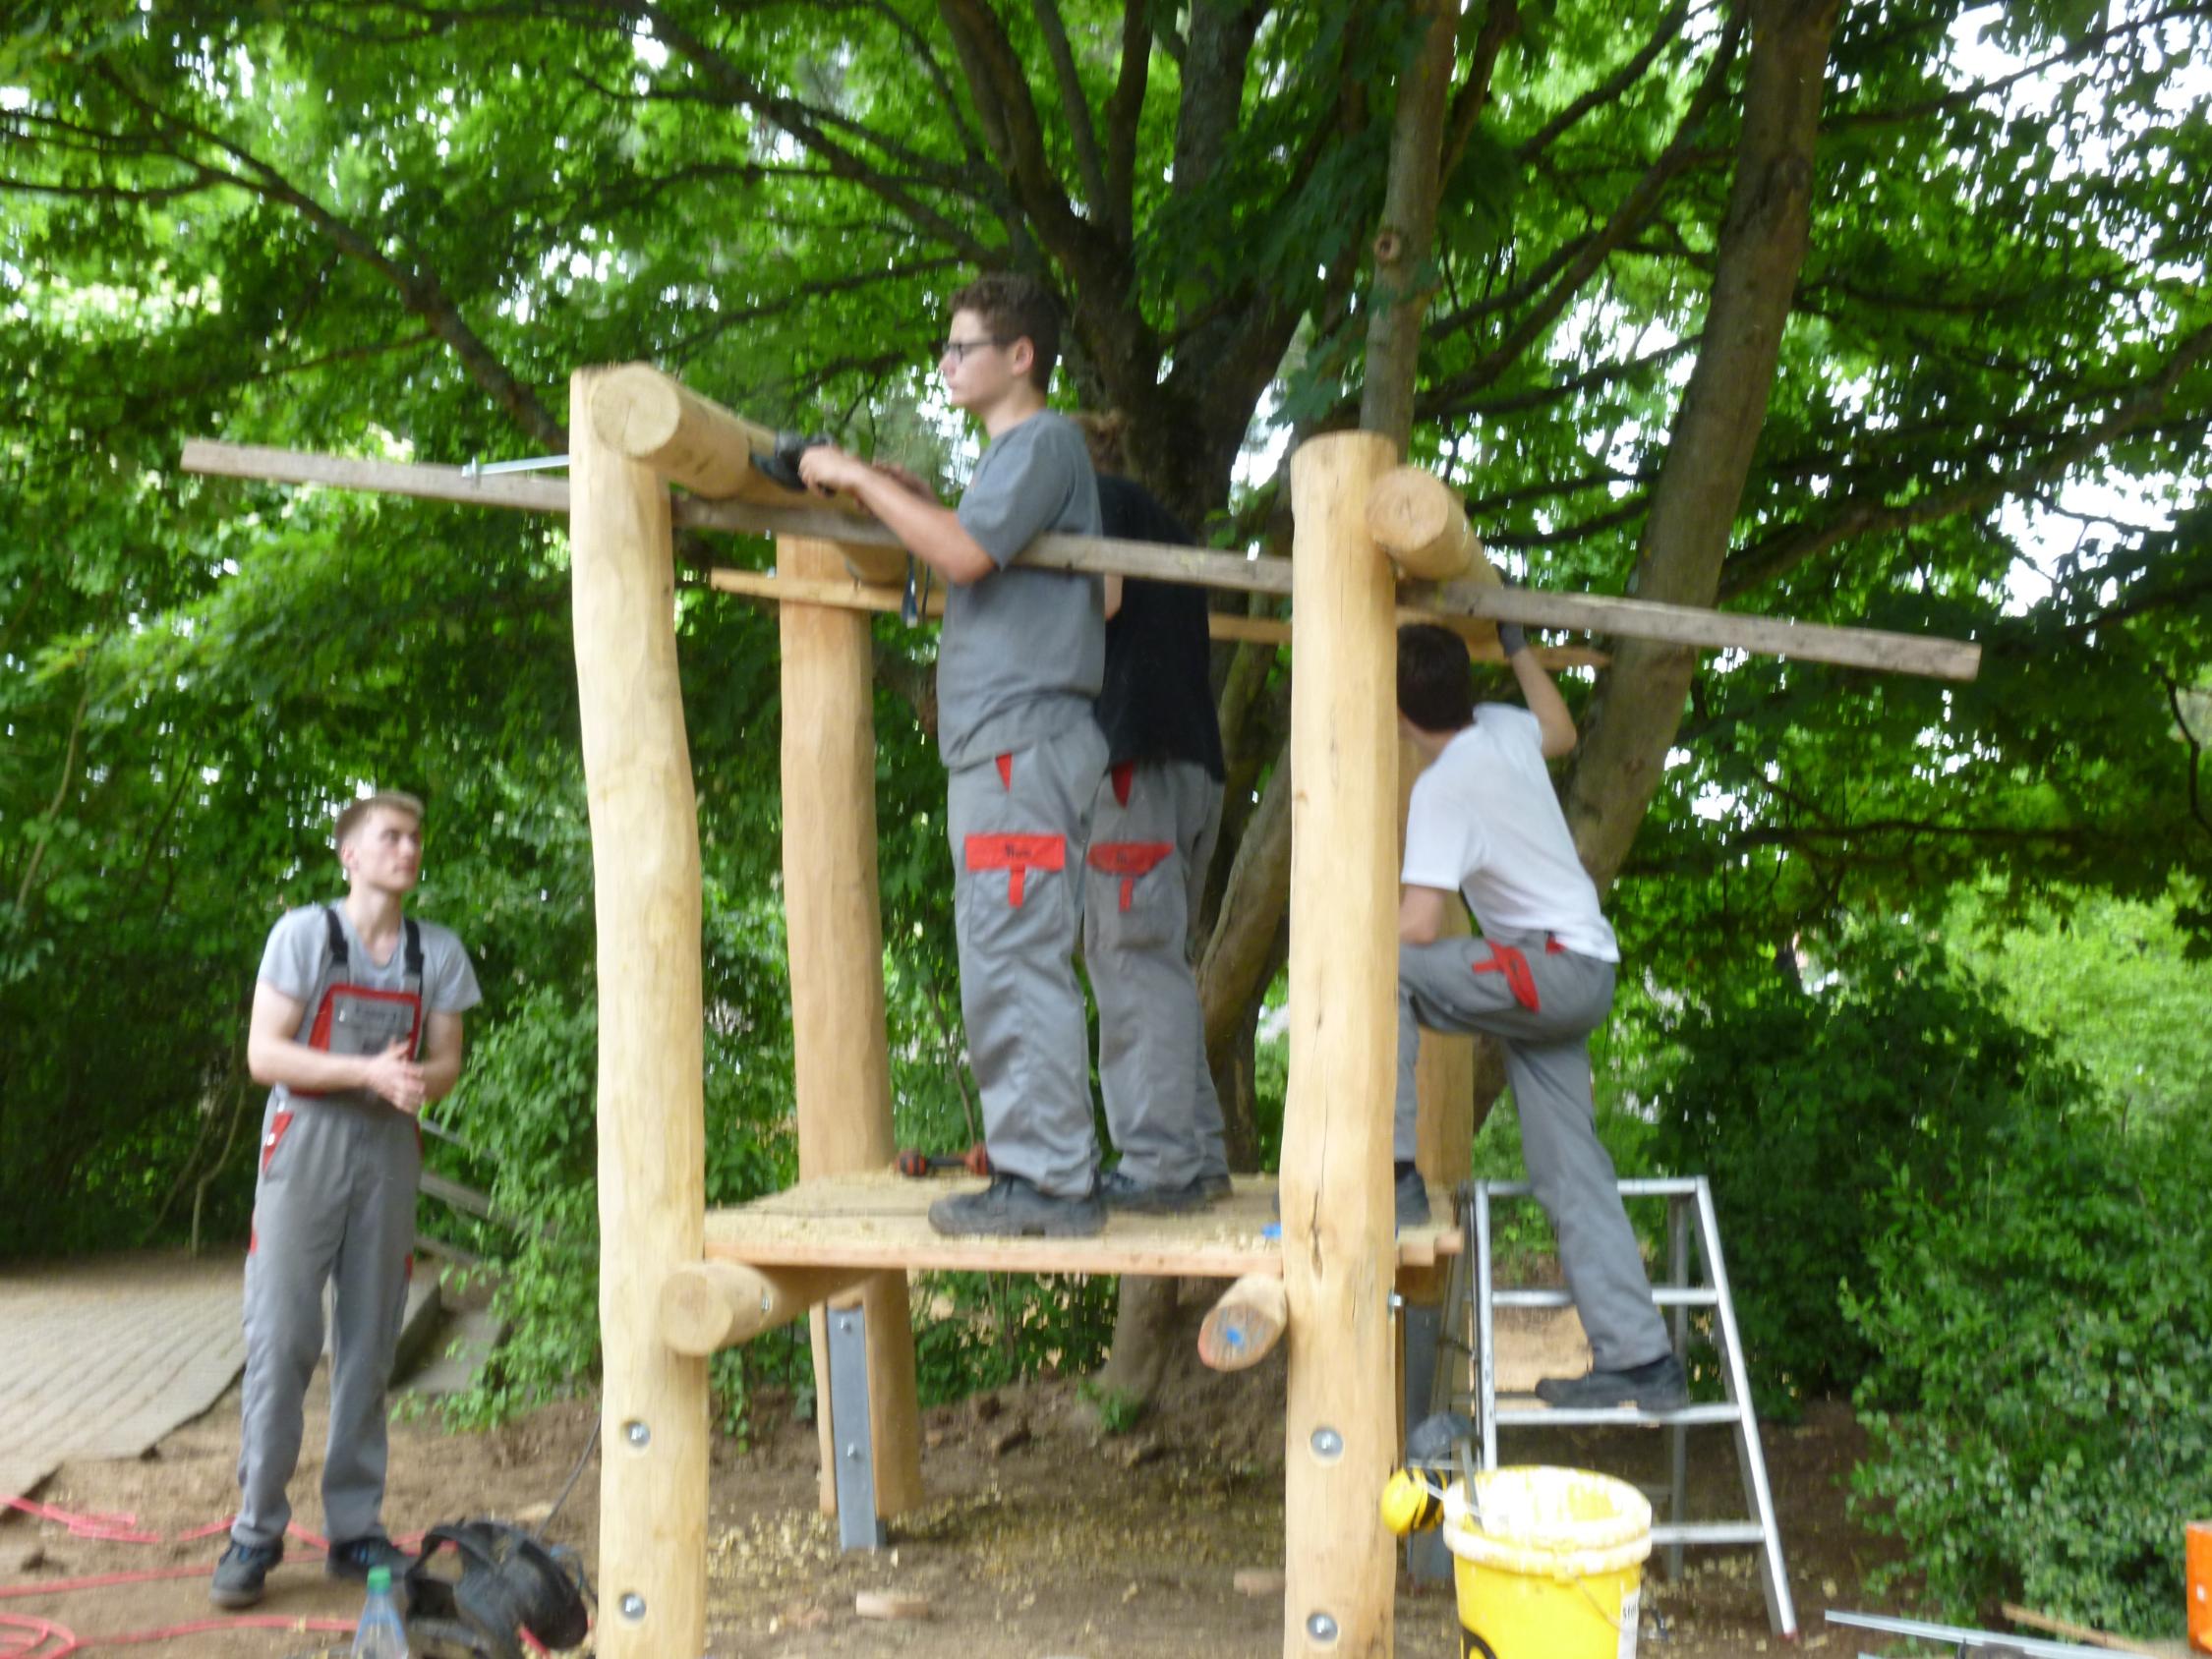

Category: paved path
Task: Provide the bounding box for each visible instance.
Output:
[0,1251,246,1504]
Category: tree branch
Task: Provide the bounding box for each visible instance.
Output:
[1512,1,1691,169]
[643,3,999,263]
[87,63,566,447]
[1422,14,1743,408]
[1440,0,1524,181]
[1029,0,1113,216]
[1101,0,1153,245]
[1718,318,2212,601]
[2160,668,2212,845]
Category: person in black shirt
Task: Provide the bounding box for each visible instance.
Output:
[1075,413,1230,1211]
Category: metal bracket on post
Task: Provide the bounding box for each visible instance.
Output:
[825,1303,887,1552]
[1399,1296,1452,1584]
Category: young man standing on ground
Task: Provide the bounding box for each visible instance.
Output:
[1071,412,1229,1213]
[799,273,1108,1237]
[1394,623,1686,1410]
[214,792,482,1607]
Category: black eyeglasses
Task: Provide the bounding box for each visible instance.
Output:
[941,336,1009,363]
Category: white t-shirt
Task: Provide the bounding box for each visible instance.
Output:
[1400,706,1619,963]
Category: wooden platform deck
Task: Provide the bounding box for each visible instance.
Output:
[703,1170,1463,1279]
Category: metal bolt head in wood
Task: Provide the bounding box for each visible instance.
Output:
[1310,1427,1344,1460]
[1306,1612,1339,1643]
[624,1420,649,1448]
[618,1593,645,1621]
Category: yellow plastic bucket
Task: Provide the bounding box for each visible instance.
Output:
[1442,1466,1652,1659]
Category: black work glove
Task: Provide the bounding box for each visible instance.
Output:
[751,429,826,491]
[1495,571,1528,658]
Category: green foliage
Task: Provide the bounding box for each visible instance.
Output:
[1945,884,2212,1126]
[910,1272,1119,1407]
[1844,1112,2212,1637]
[1643,922,2099,1414]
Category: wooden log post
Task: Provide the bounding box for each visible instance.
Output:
[778,535,925,1522]
[570,367,708,1659]
[1398,735,1477,1197]
[1282,430,1402,1658]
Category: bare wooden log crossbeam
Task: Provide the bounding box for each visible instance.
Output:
[1198,1275,1291,1373]
[180,436,1982,681]
[658,1260,873,1356]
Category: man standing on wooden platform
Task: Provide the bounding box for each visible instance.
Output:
[1072,413,1229,1213]
[800,274,1108,1237]
[1393,624,1687,1410]
[213,791,481,1607]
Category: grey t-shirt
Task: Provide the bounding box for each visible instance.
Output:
[258,903,483,1112]
[940,411,1105,769]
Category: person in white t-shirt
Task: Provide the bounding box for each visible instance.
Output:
[1396,621,1686,1411]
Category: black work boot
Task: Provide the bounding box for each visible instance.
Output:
[209,1537,283,1608]
[325,1535,413,1582]
[1534,1352,1690,1411]
[927,1173,1105,1237]
[1394,1165,1432,1229]
[1098,1168,1209,1215]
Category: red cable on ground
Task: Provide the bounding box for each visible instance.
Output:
[0,1503,158,1548]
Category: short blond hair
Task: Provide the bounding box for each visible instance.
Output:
[335,791,425,851]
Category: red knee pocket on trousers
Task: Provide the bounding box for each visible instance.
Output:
[1471,943,1541,1012]
[1087,840,1174,911]
[965,832,1066,906]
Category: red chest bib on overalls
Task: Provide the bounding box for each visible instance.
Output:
[295,906,425,1093]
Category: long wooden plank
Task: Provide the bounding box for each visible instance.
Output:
[703,1173,1459,1280]
[182,437,573,514]
[182,436,1981,679]
[1429,574,1982,681]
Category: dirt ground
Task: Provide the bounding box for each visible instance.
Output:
[1,1295,1894,1658]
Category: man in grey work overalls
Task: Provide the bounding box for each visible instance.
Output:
[800,273,1109,1236]
[211,791,481,1608]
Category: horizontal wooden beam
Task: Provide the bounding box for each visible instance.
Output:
[1428,575,1981,680]
[1197,1274,1290,1372]
[707,566,1608,667]
[658,1259,873,1356]
[181,436,1981,680]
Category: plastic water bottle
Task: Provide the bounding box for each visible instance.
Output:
[349,1565,410,1658]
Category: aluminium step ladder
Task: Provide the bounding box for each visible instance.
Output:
[1423,1175,1796,1639]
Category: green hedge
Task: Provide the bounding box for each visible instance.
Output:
[1844,1111,2212,1637]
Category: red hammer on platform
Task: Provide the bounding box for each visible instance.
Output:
[896,1144,992,1178]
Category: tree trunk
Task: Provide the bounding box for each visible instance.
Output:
[1360,0,1461,449]
[1101,0,1467,1408]
[1565,0,1841,883]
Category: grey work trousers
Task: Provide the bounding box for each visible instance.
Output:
[1395,931,1669,1371]
[1083,757,1226,1187]
[947,718,1109,1198]
[234,1094,419,1549]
